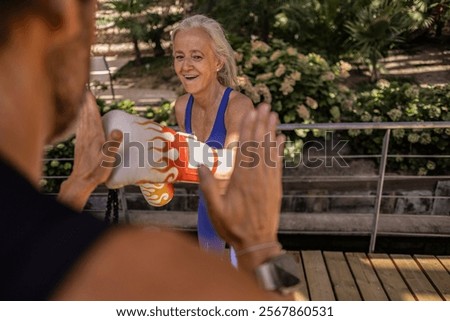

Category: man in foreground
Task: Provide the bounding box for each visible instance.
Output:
[0,0,291,300]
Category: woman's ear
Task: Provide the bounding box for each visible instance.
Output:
[216,59,225,72]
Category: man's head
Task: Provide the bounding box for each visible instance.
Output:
[0,0,96,143]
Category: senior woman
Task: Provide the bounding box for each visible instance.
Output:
[172,15,254,264]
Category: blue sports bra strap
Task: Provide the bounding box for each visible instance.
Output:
[184,95,194,134]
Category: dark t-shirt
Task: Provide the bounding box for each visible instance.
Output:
[0,158,109,300]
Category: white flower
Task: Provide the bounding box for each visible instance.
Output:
[289,71,301,81]
[305,97,318,109]
[255,83,272,103]
[287,47,298,56]
[376,79,390,89]
[338,60,352,72]
[250,55,260,65]
[297,104,310,120]
[387,108,402,121]
[275,64,286,77]
[270,50,283,61]
[280,80,294,96]
[234,51,244,63]
[251,40,271,52]
[320,71,335,82]
[256,72,274,82]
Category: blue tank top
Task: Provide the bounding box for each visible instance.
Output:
[184,87,233,255]
[184,87,233,148]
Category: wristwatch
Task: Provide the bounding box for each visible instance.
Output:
[254,252,302,295]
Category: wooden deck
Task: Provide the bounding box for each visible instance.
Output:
[287,251,450,301]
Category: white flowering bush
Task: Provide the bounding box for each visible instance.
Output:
[345,80,450,175]
[235,39,355,131]
[235,38,356,162]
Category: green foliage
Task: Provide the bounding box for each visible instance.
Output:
[41,139,75,193]
[195,0,284,43]
[107,0,183,60]
[344,80,450,174]
[424,0,450,37]
[345,0,434,81]
[98,98,138,116]
[145,101,176,126]
[42,99,175,193]
[195,0,366,59]
[192,0,448,63]
[272,0,371,61]
[236,38,355,138]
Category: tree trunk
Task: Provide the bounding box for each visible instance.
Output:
[132,36,142,65]
[370,55,379,82]
[151,31,165,57]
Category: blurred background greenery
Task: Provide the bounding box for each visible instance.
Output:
[42,0,450,192]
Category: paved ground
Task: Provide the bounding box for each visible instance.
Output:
[89,55,177,107]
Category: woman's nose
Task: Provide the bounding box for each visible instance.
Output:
[181,57,193,70]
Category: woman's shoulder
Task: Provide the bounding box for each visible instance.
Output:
[225,90,254,128]
[227,90,254,118]
[229,90,253,105]
[174,94,190,109]
[174,94,190,131]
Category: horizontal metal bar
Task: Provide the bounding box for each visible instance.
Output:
[278,230,450,237]
[41,176,69,179]
[282,175,450,181]
[386,155,450,158]
[282,194,450,200]
[42,175,450,181]
[287,154,450,159]
[278,121,450,131]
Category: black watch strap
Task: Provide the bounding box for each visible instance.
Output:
[254,252,301,295]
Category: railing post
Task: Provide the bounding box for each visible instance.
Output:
[102,56,116,100]
[369,129,391,253]
[118,187,129,224]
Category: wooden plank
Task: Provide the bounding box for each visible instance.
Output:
[323,251,361,301]
[346,252,388,300]
[368,253,415,301]
[415,255,450,301]
[437,256,450,273]
[301,251,335,301]
[391,254,442,301]
[288,251,310,301]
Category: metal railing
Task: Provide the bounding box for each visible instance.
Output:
[279,121,450,252]
[43,121,450,253]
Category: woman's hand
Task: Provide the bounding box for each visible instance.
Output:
[198,103,285,272]
[58,91,122,211]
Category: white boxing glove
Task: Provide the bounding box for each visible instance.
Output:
[102,110,235,206]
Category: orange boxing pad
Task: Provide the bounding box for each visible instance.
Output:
[102,110,235,206]
[139,183,174,207]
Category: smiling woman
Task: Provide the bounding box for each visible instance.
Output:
[171,15,254,263]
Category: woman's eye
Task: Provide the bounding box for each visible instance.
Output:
[192,55,203,61]
[175,55,184,61]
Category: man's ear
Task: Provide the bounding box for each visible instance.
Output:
[47,0,88,47]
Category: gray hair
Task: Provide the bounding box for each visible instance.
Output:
[171,15,238,88]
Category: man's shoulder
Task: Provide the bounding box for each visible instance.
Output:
[0,157,109,300]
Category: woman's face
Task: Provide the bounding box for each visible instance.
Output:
[173,28,222,95]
